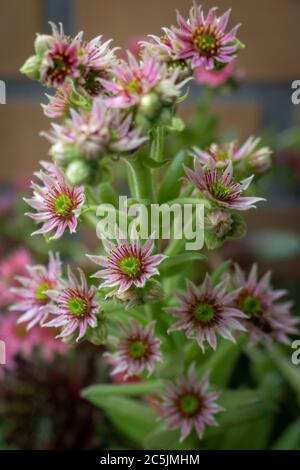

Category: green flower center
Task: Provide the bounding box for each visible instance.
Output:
[68,296,88,317]
[119,256,141,278]
[180,394,201,416]
[215,149,228,161]
[193,29,217,56]
[128,341,148,359]
[193,303,215,323]
[242,295,262,316]
[210,180,231,200]
[54,193,73,217]
[125,77,142,94]
[35,281,51,303]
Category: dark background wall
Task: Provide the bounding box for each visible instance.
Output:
[0,0,299,181]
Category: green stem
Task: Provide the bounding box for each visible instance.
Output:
[125,157,156,202]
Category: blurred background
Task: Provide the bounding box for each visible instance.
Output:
[0,0,300,450]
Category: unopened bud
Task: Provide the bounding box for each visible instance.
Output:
[143,279,164,304]
[34,34,53,55]
[248,147,272,175]
[66,159,91,185]
[140,92,161,119]
[86,323,107,345]
[50,142,83,166]
[20,55,41,80]
[205,210,233,238]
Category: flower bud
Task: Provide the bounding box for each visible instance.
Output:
[205,210,233,238]
[66,159,91,185]
[34,34,53,55]
[143,279,164,304]
[50,142,83,166]
[140,92,161,119]
[20,55,41,80]
[248,147,272,175]
[158,79,180,102]
[86,323,107,345]
[106,287,142,310]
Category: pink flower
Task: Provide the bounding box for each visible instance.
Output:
[10,252,62,329]
[0,249,32,307]
[88,228,166,294]
[24,161,85,239]
[193,136,272,171]
[42,99,147,160]
[194,60,235,86]
[41,23,80,87]
[42,83,73,118]
[44,267,99,341]
[185,159,264,210]
[77,35,118,96]
[232,264,299,346]
[100,52,187,109]
[165,274,247,351]
[172,3,240,70]
[105,320,162,377]
[160,364,223,442]
[0,312,67,376]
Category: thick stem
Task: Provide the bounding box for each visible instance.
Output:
[125,157,156,203]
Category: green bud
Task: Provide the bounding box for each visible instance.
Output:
[140,92,161,119]
[86,323,107,345]
[143,279,164,304]
[34,34,53,55]
[158,108,173,126]
[20,55,41,80]
[66,159,91,185]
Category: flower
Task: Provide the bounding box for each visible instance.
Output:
[172,3,240,70]
[44,267,99,341]
[160,364,223,442]
[88,228,166,294]
[194,60,235,86]
[42,83,73,118]
[0,249,32,307]
[40,23,80,87]
[10,252,62,329]
[232,264,299,346]
[141,30,191,79]
[100,52,187,109]
[165,274,246,351]
[105,320,162,377]
[77,35,118,96]
[193,136,272,172]
[42,99,147,161]
[0,312,67,376]
[24,161,85,239]
[185,159,264,210]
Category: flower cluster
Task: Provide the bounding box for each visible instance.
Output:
[142,3,241,74]
[14,2,299,447]
[193,136,272,175]
[22,22,118,96]
[43,100,147,167]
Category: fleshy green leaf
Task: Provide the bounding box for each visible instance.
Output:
[82,395,158,446]
[160,252,206,277]
[158,150,188,203]
[81,380,163,400]
[272,418,300,450]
